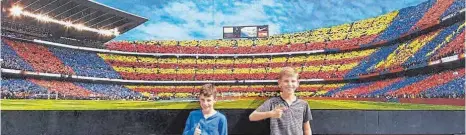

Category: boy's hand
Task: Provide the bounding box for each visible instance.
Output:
[270,105,286,119]
[194,123,201,135]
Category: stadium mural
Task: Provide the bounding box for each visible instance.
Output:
[96,0,428,41]
[1,0,464,110]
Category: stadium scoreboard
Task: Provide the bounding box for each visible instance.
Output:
[223,25,268,39]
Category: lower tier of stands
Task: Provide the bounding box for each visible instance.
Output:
[2,67,463,99]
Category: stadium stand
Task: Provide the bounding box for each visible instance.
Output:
[3,66,464,99]
[1,0,464,100]
[103,0,461,54]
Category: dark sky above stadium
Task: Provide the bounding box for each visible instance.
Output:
[93,0,427,41]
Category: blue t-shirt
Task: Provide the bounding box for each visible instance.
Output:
[183,110,228,135]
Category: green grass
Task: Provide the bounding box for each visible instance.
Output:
[1,99,464,110]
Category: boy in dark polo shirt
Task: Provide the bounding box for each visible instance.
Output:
[183,84,228,135]
[249,67,312,135]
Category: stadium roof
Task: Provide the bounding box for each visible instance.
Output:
[1,0,147,42]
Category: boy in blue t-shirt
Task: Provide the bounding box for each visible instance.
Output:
[183,84,227,135]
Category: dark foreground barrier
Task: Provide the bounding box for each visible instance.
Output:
[2,110,464,135]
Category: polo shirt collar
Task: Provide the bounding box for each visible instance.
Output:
[278,96,299,107]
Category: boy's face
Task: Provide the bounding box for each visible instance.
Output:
[278,75,299,94]
[199,94,216,111]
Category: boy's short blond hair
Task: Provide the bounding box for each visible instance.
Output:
[199,84,217,98]
[279,67,299,80]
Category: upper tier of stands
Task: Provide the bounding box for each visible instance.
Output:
[104,0,464,54]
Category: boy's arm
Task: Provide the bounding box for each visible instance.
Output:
[303,103,313,135]
[249,111,272,121]
[182,113,194,135]
[249,105,286,121]
[249,99,272,121]
[303,121,312,135]
[219,116,228,135]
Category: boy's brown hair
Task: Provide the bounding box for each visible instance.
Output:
[200,84,217,98]
[279,67,299,80]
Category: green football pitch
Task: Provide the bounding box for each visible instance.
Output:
[1,99,463,110]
